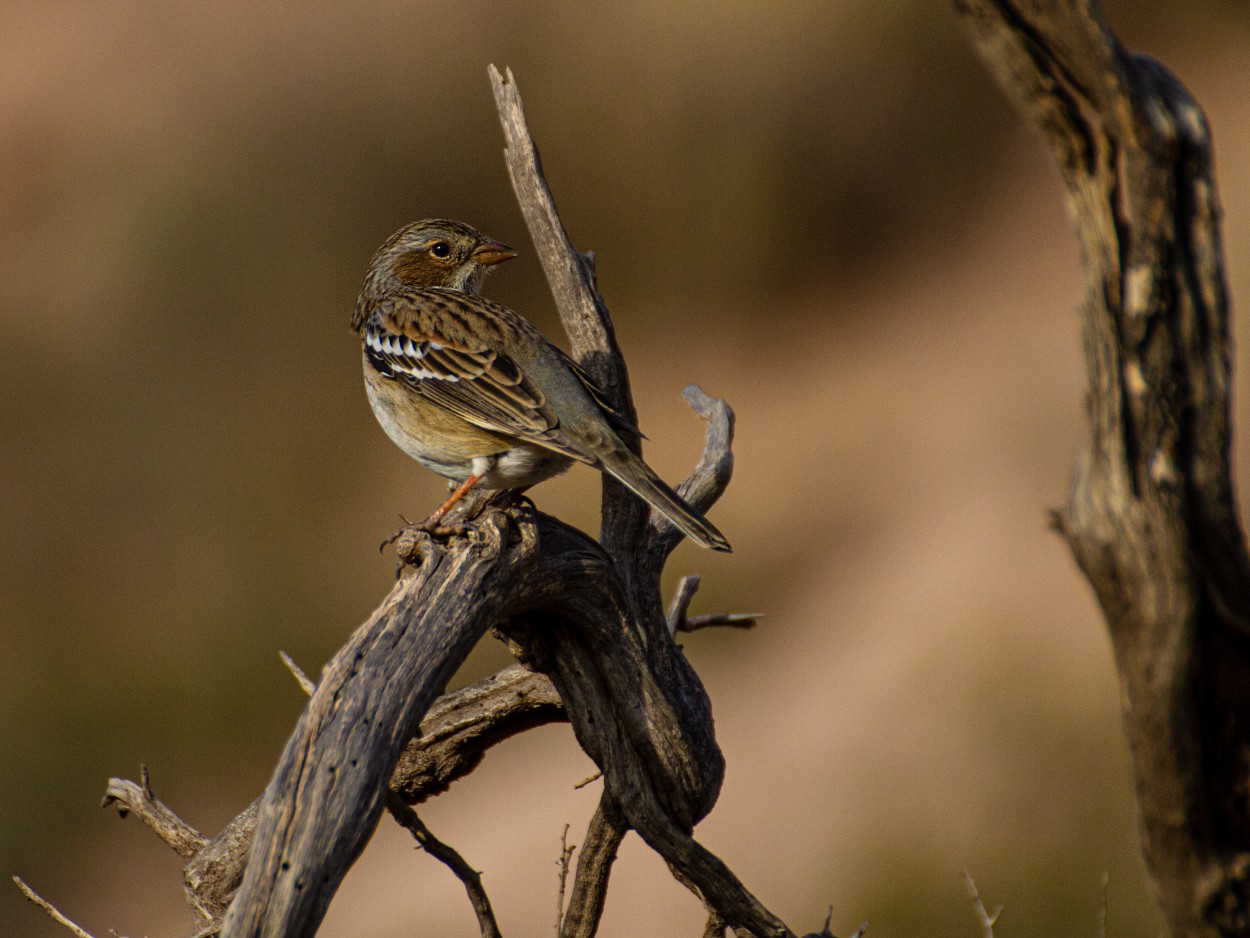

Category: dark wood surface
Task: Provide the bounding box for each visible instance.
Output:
[957,3,1250,935]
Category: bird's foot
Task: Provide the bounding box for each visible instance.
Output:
[379,516,471,551]
[380,514,478,576]
[484,488,536,514]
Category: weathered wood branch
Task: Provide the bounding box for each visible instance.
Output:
[27,64,844,938]
[488,66,807,937]
[388,662,564,804]
[13,876,117,938]
[95,529,759,934]
[220,512,541,934]
[99,661,565,931]
[490,65,651,567]
[955,2,1250,935]
[193,66,823,938]
[496,521,794,936]
[384,795,503,938]
[101,766,205,860]
[560,795,627,938]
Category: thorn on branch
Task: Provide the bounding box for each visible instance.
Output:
[1045,506,1070,538]
[280,650,317,696]
[573,771,603,790]
[801,919,866,938]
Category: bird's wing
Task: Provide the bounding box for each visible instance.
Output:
[362,306,595,464]
[554,348,646,441]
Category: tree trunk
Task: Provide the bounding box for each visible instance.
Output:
[956,3,1250,935]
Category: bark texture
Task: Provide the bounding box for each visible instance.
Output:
[955,3,1250,935]
[29,7,1248,936]
[88,67,834,938]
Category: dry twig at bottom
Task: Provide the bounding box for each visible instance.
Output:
[13,877,111,938]
[385,793,502,938]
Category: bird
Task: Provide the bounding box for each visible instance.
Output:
[351,218,731,552]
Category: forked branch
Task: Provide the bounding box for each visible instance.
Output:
[22,65,840,938]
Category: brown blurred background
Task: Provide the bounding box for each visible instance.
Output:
[4,1,1250,935]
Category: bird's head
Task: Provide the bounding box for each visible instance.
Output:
[362,219,517,297]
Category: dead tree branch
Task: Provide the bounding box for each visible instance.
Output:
[13,877,111,938]
[101,766,206,860]
[97,662,565,932]
[961,872,1001,938]
[385,794,503,938]
[70,66,829,938]
[221,510,541,934]
[489,65,801,937]
[554,823,577,937]
[93,584,752,932]
[956,2,1250,935]
[559,795,627,938]
[18,61,838,938]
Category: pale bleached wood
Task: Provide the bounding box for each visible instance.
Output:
[489,64,652,564]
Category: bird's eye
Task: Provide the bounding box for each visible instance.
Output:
[430,241,451,258]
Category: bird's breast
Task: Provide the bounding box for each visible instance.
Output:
[362,357,571,488]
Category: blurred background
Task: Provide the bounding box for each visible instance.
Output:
[3,1,1249,935]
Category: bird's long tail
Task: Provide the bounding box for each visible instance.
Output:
[599,450,732,552]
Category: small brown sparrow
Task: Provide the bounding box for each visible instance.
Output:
[351,219,730,552]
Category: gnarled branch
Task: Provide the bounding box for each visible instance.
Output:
[27,63,840,938]
[205,66,814,938]
[956,2,1250,935]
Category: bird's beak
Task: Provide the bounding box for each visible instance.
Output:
[470,239,518,266]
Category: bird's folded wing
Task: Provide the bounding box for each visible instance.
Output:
[363,317,593,463]
[555,348,645,441]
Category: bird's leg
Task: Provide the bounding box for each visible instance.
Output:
[380,473,484,552]
[425,472,484,529]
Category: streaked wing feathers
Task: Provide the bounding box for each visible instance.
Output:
[363,317,592,462]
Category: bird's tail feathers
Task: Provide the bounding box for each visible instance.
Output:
[600,451,732,553]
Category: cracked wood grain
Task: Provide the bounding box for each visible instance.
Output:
[38,65,845,938]
[956,2,1250,935]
